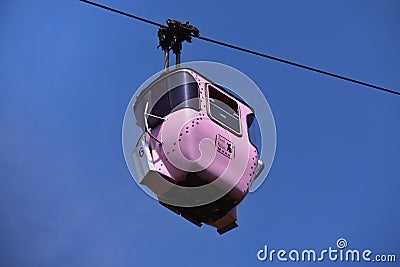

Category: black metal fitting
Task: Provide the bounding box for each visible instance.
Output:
[158,19,200,55]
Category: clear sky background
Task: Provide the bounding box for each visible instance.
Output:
[1,0,399,266]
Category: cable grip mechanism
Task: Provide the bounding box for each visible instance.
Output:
[158,19,200,70]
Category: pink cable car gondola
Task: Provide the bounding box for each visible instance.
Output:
[132,67,264,234]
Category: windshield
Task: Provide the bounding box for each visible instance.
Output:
[133,69,199,130]
[149,82,200,128]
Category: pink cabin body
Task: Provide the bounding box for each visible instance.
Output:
[132,68,263,234]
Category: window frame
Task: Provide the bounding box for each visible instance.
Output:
[206,84,242,137]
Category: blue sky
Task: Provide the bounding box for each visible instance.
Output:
[1,0,399,266]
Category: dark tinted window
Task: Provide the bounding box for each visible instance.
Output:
[246,114,262,155]
[207,85,240,134]
[148,82,200,128]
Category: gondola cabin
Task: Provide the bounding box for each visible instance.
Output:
[132,67,263,234]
